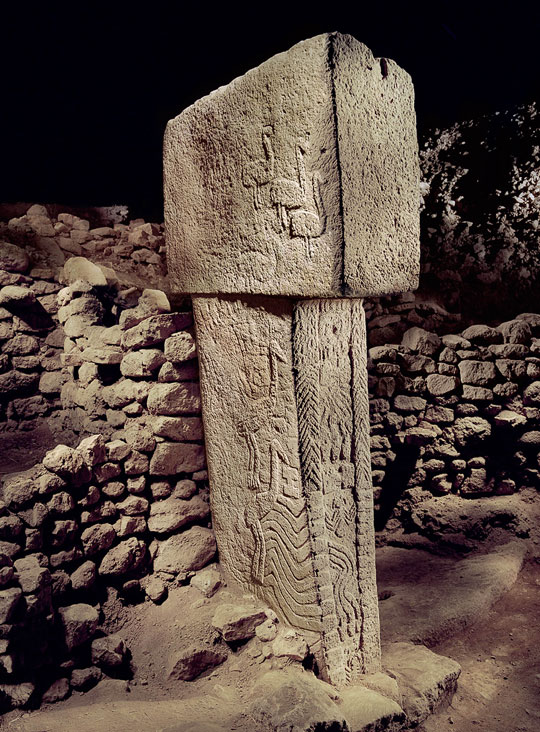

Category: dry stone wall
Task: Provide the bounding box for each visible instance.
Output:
[367,316,540,544]
[0,211,216,712]
[0,247,65,440]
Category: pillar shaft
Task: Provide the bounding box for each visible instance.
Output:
[193,295,380,685]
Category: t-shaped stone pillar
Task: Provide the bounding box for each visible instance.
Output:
[164,33,420,686]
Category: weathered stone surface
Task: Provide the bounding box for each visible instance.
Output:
[120,349,166,377]
[71,561,97,591]
[102,379,152,408]
[151,416,204,441]
[147,382,201,415]
[149,443,206,475]
[168,644,227,681]
[147,495,209,533]
[462,384,493,401]
[153,526,216,574]
[245,671,348,731]
[524,381,540,405]
[458,360,497,385]
[0,241,30,272]
[2,473,39,508]
[59,603,99,650]
[453,417,491,447]
[80,345,123,365]
[212,603,267,641]
[164,33,419,298]
[0,369,39,395]
[14,555,50,594]
[0,588,22,623]
[3,333,38,354]
[461,324,502,344]
[117,495,148,516]
[164,331,197,363]
[123,450,149,476]
[99,538,146,576]
[383,642,461,725]
[105,439,131,462]
[41,678,70,704]
[402,327,441,355]
[494,410,527,428]
[394,395,427,412]
[118,289,171,330]
[341,685,405,732]
[145,576,167,603]
[43,445,91,485]
[91,634,127,669]
[272,628,309,660]
[70,666,102,690]
[39,371,67,394]
[63,257,107,286]
[0,285,35,306]
[81,524,116,556]
[190,565,221,597]
[158,361,200,382]
[0,682,34,709]
[425,373,458,396]
[121,313,190,350]
[497,318,532,343]
[193,297,380,684]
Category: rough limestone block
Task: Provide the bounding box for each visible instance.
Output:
[164,33,419,298]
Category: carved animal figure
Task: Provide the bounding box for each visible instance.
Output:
[242,126,275,209]
[269,144,308,230]
[289,173,326,257]
[236,337,287,491]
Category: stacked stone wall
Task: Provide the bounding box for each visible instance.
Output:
[367,317,540,542]
[0,216,217,710]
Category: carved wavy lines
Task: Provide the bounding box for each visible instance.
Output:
[350,300,381,672]
[260,504,321,632]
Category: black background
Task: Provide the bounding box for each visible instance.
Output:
[1,1,539,220]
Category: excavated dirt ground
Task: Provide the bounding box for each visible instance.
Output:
[4,546,539,731]
[423,559,540,732]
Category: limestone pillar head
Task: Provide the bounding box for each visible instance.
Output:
[164,32,420,298]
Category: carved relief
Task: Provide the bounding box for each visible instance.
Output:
[193,296,320,634]
[293,298,381,685]
[242,126,275,209]
[194,295,380,685]
[244,129,327,258]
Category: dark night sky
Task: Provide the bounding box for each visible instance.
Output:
[1,1,539,220]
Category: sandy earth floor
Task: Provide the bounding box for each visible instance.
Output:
[423,560,540,732]
[4,545,539,731]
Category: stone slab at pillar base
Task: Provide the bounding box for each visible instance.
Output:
[193,295,380,685]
